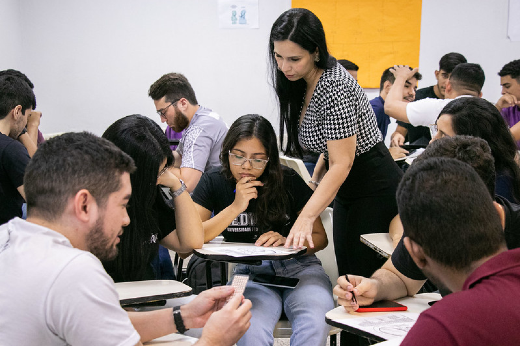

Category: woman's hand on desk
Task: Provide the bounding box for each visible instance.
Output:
[285,216,315,249]
[334,275,379,312]
[255,231,286,247]
[232,177,264,213]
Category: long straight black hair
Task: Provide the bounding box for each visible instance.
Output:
[439,97,520,202]
[102,114,174,282]
[220,114,289,233]
[268,8,336,157]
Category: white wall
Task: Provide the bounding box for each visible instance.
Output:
[418,0,520,104]
[0,0,22,69]
[2,0,520,135]
[9,0,291,135]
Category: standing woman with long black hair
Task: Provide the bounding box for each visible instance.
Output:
[269,8,403,278]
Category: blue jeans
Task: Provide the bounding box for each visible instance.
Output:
[233,255,334,346]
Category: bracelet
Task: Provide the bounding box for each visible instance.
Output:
[173,306,189,334]
[170,179,187,198]
[308,180,320,187]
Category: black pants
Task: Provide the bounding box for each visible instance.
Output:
[332,142,403,278]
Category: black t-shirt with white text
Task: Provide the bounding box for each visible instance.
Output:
[192,166,313,243]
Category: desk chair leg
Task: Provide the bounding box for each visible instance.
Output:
[220,262,227,285]
[173,253,184,281]
[330,333,336,346]
[205,261,213,289]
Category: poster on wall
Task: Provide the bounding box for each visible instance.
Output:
[219,0,259,29]
[292,0,422,89]
[508,0,520,41]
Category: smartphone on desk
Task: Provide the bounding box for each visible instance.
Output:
[252,274,299,289]
[356,300,407,312]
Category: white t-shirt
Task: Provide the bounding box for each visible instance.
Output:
[0,218,140,346]
[406,95,472,127]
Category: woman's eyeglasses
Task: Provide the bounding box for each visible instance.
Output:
[228,151,269,170]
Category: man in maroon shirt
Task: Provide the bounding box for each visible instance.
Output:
[398,157,520,346]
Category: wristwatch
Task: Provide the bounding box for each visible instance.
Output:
[171,179,187,198]
[172,305,189,334]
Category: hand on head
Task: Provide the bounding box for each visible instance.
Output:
[27,111,42,128]
[334,275,379,312]
[390,65,419,81]
[157,167,181,189]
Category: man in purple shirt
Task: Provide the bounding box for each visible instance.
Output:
[496,59,520,148]
[397,157,520,346]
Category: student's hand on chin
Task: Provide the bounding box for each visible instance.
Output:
[232,176,263,212]
[255,231,286,247]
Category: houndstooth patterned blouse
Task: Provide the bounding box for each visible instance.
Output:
[298,63,382,158]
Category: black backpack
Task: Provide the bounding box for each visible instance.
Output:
[185,256,228,294]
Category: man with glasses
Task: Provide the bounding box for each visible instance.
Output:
[384,63,484,133]
[149,73,228,192]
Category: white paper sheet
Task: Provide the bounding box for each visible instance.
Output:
[341,313,420,340]
[206,245,299,257]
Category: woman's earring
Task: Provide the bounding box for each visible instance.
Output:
[315,55,320,62]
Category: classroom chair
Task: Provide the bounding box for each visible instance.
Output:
[279,154,312,183]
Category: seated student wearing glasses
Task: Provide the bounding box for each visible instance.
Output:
[431,97,520,204]
[149,73,228,193]
[191,114,334,346]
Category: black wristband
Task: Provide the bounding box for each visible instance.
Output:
[173,305,189,334]
[18,127,27,139]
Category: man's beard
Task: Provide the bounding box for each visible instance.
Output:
[422,267,452,297]
[86,216,119,261]
[172,108,190,132]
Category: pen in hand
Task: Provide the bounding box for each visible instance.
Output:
[344,275,358,305]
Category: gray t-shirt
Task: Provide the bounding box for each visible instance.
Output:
[176,106,228,172]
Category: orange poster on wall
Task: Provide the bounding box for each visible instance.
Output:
[291,0,422,88]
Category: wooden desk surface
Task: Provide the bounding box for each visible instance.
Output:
[326,293,441,341]
[360,233,394,258]
[115,280,192,305]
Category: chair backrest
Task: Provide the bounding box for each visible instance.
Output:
[315,207,339,285]
[279,154,312,183]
